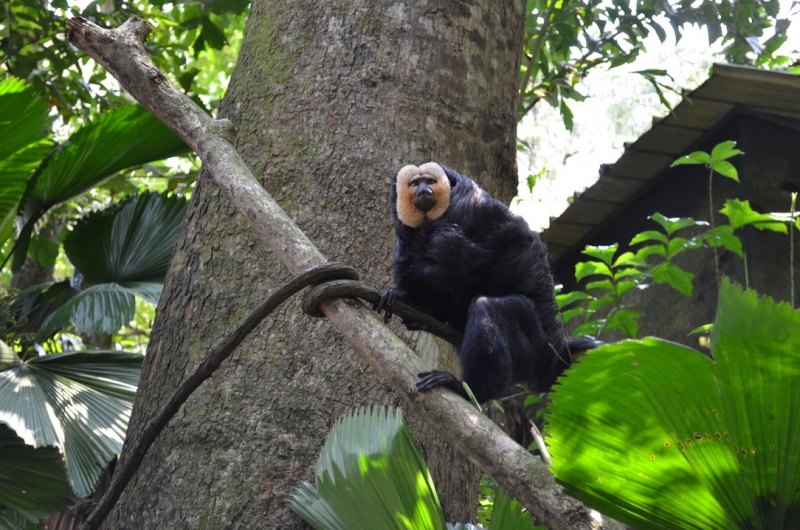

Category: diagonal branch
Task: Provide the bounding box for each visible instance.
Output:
[66,15,623,530]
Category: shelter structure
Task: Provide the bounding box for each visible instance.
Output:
[545,64,800,345]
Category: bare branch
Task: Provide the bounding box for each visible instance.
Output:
[67,15,623,530]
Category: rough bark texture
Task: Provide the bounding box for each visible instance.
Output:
[106,1,525,528]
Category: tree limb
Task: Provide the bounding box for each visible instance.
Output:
[67,15,623,530]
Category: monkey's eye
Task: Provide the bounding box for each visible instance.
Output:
[410,178,436,187]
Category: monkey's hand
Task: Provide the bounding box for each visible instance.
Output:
[416,370,469,400]
[374,287,400,323]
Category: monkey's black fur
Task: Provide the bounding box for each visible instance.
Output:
[378,164,593,403]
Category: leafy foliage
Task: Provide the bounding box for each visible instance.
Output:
[0,339,142,498]
[0,423,73,529]
[1,0,246,120]
[720,199,788,233]
[287,407,447,530]
[16,192,189,340]
[11,105,190,270]
[519,1,792,124]
[671,140,744,181]
[558,213,707,340]
[287,407,538,530]
[547,280,800,529]
[0,79,53,263]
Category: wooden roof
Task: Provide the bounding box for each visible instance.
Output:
[544,63,800,264]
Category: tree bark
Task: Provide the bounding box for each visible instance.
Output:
[106,1,524,528]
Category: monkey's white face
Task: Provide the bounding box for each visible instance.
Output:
[395,162,451,228]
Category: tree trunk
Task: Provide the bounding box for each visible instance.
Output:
[106,1,524,527]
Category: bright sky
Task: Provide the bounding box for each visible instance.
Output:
[514,2,800,230]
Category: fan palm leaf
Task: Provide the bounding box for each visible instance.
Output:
[0,423,72,529]
[0,340,142,497]
[12,105,189,270]
[287,407,447,530]
[64,191,187,283]
[0,78,53,252]
[22,192,186,339]
[546,279,800,529]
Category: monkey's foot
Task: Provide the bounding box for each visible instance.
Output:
[416,370,469,400]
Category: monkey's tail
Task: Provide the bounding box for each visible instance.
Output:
[557,337,596,368]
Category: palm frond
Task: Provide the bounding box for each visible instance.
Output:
[64,192,188,283]
[0,424,72,529]
[287,407,447,530]
[547,279,800,529]
[0,341,142,497]
[28,105,189,211]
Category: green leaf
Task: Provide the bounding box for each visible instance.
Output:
[556,291,592,310]
[0,78,53,164]
[603,308,641,338]
[193,17,228,55]
[634,244,666,261]
[648,213,696,237]
[64,192,188,284]
[547,280,800,529]
[581,244,619,266]
[27,106,189,212]
[700,226,743,257]
[0,342,142,497]
[709,140,743,163]
[287,407,446,530]
[711,160,739,181]
[561,307,587,324]
[615,280,637,298]
[650,262,694,297]
[560,99,575,131]
[719,199,788,233]
[630,230,668,246]
[588,295,615,311]
[572,320,604,338]
[37,283,136,339]
[487,487,537,530]
[585,279,614,292]
[11,281,76,337]
[547,339,731,529]
[667,237,689,258]
[28,234,59,269]
[0,78,54,249]
[688,323,713,336]
[671,150,711,167]
[614,267,646,280]
[612,251,640,268]
[0,423,72,527]
[526,173,537,193]
[13,105,190,269]
[0,140,54,249]
[575,261,613,282]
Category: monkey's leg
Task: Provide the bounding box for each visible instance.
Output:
[455,295,529,403]
[416,295,549,403]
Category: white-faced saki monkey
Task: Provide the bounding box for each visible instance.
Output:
[376,162,594,403]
